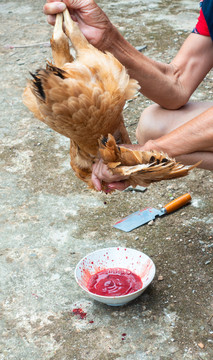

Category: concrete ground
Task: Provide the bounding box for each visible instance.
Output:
[0,0,212,359]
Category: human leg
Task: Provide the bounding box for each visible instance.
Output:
[136,101,213,170]
[136,101,213,145]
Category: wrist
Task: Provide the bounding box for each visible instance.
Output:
[142,139,163,152]
[97,24,121,52]
[142,139,174,157]
[98,25,140,67]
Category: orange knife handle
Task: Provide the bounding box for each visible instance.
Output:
[164,193,192,214]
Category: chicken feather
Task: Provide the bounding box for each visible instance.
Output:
[99,134,200,188]
[23,9,199,191]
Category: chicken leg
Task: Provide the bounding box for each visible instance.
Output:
[63,9,90,53]
[50,12,74,67]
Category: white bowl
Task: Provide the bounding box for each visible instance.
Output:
[75,247,156,306]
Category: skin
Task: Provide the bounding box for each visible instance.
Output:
[43,0,213,191]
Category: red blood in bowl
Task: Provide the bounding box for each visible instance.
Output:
[87,268,142,296]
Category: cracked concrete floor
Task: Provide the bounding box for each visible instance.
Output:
[0,0,212,359]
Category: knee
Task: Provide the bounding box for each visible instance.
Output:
[136,104,162,144]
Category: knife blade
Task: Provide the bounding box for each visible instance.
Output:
[113,193,192,232]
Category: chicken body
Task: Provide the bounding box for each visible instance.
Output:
[23,9,139,187]
[23,10,198,190]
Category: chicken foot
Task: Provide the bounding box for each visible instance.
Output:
[63,9,91,54]
[51,9,91,66]
[50,12,73,67]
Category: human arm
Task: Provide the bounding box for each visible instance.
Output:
[144,106,213,158]
[108,33,213,109]
[92,106,213,191]
[43,1,213,109]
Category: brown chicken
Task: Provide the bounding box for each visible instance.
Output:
[23,9,198,190]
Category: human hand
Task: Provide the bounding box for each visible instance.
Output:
[92,159,130,192]
[140,139,163,153]
[91,140,166,192]
[43,0,114,48]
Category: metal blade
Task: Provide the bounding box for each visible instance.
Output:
[113,207,166,232]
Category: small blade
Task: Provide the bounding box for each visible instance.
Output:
[113,207,166,232]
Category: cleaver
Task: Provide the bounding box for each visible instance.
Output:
[113,193,192,232]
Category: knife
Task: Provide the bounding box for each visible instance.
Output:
[113,193,192,232]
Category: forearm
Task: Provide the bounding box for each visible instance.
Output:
[102,27,187,109]
[143,107,213,157]
[102,28,213,109]
[105,27,191,109]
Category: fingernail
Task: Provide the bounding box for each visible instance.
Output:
[57,3,66,11]
[94,184,101,191]
[107,184,114,189]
